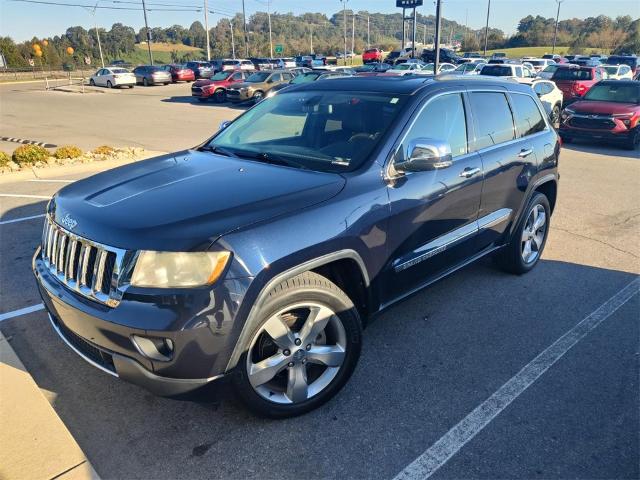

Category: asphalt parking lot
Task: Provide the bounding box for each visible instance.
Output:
[1,81,639,479]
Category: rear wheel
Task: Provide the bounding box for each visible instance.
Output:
[214,89,225,103]
[233,271,362,418]
[550,104,561,129]
[495,192,551,275]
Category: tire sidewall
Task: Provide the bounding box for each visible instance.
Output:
[234,280,362,418]
[513,192,551,273]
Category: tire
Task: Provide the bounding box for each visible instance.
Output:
[624,128,640,151]
[550,104,560,129]
[106,80,113,88]
[252,90,264,103]
[143,78,149,87]
[494,192,551,275]
[129,85,134,89]
[214,89,225,103]
[233,271,362,418]
[89,79,95,86]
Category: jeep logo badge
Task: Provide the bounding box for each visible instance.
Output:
[60,213,78,230]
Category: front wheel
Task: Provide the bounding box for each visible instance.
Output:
[214,89,225,103]
[106,80,113,88]
[252,90,264,103]
[233,271,362,418]
[495,192,551,274]
[89,79,95,86]
[624,128,640,151]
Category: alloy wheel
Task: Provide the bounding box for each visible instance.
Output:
[246,302,347,404]
[521,204,547,264]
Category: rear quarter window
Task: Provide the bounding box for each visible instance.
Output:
[510,94,546,137]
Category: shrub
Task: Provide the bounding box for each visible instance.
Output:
[0,151,10,167]
[54,145,83,159]
[12,144,49,165]
[92,145,115,156]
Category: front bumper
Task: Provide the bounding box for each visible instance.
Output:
[33,248,252,396]
[226,90,252,102]
[559,125,636,143]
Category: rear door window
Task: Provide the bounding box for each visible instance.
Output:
[468,92,515,150]
[510,94,546,137]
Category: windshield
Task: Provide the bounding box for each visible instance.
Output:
[393,64,412,70]
[204,91,408,172]
[552,68,592,80]
[481,65,512,76]
[387,51,400,59]
[291,73,320,84]
[211,71,230,81]
[529,60,545,66]
[223,60,238,65]
[246,72,270,82]
[606,56,637,67]
[111,68,129,74]
[365,49,378,54]
[542,65,559,73]
[583,84,640,103]
[604,66,619,75]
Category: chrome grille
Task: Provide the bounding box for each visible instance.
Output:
[40,216,126,307]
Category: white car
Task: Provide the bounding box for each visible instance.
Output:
[384,63,425,75]
[602,64,634,80]
[537,63,562,79]
[89,67,136,88]
[417,62,457,74]
[480,63,535,82]
[531,79,563,127]
[274,58,296,69]
[523,58,556,72]
[451,62,486,75]
[222,59,255,72]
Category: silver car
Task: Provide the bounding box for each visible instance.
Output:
[132,65,172,86]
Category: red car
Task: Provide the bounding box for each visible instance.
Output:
[559,80,640,150]
[191,70,250,102]
[551,65,607,104]
[160,64,195,83]
[362,48,383,64]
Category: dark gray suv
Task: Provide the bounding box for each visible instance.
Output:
[34,76,560,417]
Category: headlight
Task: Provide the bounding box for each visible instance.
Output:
[240,87,249,93]
[131,251,230,288]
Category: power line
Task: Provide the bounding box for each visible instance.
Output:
[8,0,202,11]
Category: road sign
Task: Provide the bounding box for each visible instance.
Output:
[84,56,91,65]
[396,0,423,7]
[28,58,35,67]
[274,44,283,55]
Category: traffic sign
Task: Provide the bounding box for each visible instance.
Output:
[84,56,91,65]
[274,44,283,55]
[28,58,35,67]
[396,0,423,7]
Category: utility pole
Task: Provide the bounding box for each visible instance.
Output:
[434,0,442,74]
[401,7,406,50]
[85,2,105,68]
[267,0,273,58]
[351,13,355,64]
[340,0,348,66]
[367,15,370,49]
[412,7,417,57]
[204,0,210,60]
[141,0,153,64]
[483,0,491,57]
[242,0,248,57]
[423,23,426,45]
[229,20,236,59]
[310,24,314,54]
[552,0,564,54]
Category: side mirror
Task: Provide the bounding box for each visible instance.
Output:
[394,138,453,173]
[219,120,232,130]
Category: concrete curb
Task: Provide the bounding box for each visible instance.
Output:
[0,330,101,479]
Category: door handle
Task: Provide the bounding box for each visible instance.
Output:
[459,167,481,178]
[518,148,534,158]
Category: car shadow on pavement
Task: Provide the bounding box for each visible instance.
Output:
[1,249,638,479]
[161,96,251,111]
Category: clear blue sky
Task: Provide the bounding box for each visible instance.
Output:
[1,0,638,42]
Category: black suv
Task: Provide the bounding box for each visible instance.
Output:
[422,48,461,64]
[34,77,559,418]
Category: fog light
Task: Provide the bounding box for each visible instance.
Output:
[131,335,174,362]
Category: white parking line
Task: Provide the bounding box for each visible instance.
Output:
[0,194,51,199]
[0,214,45,225]
[393,277,640,480]
[0,304,44,322]
[28,179,74,183]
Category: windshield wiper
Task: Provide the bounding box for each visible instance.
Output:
[237,150,308,170]
[199,145,239,158]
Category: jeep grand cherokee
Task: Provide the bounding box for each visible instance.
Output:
[33,76,560,418]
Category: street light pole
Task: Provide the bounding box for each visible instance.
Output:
[242,0,248,57]
[85,2,105,68]
[204,0,210,60]
[267,0,273,58]
[434,0,442,73]
[483,0,491,57]
[141,0,153,65]
[351,13,355,64]
[310,24,314,54]
[340,0,348,66]
[552,0,564,54]
[367,15,370,49]
[229,20,236,59]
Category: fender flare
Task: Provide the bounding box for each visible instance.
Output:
[224,249,369,372]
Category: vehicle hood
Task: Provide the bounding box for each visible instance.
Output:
[50,150,346,251]
[193,79,229,87]
[569,100,640,114]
